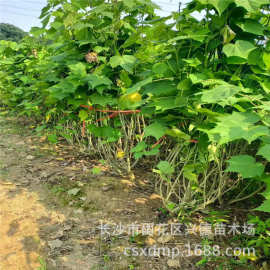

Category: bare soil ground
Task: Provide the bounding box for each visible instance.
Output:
[0,116,202,270]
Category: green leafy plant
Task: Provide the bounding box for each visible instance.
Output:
[1,0,270,217]
[247,216,270,258]
[36,257,47,270]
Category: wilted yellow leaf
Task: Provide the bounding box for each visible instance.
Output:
[146,237,156,246]
[238,253,258,261]
[121,179,134,187]
[150,193,162,200]
[116,150,125,159]
[55,157,65,161]
[45,114,51,123]
[135,198,147,204]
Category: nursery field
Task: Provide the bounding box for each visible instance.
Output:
[1,0,270,269]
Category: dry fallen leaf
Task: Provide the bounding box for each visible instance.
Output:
[121,179,134,187]
[39,136,47,143]
[134,198,148,204]
[167,259,180,268]
[146,237,156,246]
[0,182,14,185]
[138,180,147,186]
[150,193,162,200]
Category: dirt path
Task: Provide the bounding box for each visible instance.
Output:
[0,116,180,270]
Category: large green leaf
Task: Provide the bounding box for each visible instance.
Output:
[204,112,269,144]
[257,144,270,162]
[257,101,270,111]
[84,74,112,89]
[126,77,152,94]
[248,49,264,68]
[226,155,265,179]
[51,21,63,30]
[131,141,147,153]
[152,62,170,76]
[263,52,270,71]
[131,141,160,160]
[87,125,121,142]
[68,62,87,77]
[144,122,167,140]
[64,13,77,27]
[168,31,208,43]
[90,94,116,106]
[261,180,270,200]
[223,40,256,60]
[73,23,94,31]
[109,55,137,73]
[260,79,270,94]
[49,80,79,100]
[255,199,270,213]
[189,73,209,84]
[150,96,187,111]
[157,161,174,175]
[183,58,202,67]
[237,19,264,35]
[142,81,178,97]
[201,84,242,106]
[235,0,270,12]
[71,0,90,9]
[261,190,270,200]
[183,165,198,183]
[165,128,191,141]
[198,0,233,15]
